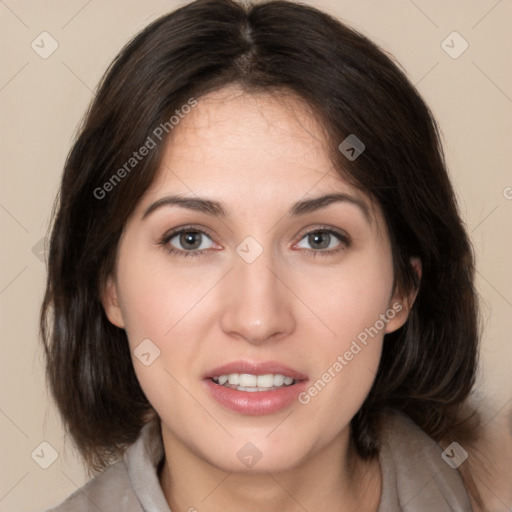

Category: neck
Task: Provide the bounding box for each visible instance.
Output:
[158,423,381,512]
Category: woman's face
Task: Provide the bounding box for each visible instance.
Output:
[103,87,412,473]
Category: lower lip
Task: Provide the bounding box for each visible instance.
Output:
[204,379,308,415]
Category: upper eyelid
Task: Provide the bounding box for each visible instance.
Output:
[294,224,349,239]
[163,224,217,241]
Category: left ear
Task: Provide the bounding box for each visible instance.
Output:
[385,257,422,334]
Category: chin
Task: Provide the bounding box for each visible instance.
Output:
[195,433,314,475]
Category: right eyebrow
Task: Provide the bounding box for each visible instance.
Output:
[142,195,228,220]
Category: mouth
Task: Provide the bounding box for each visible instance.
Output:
[203,361,308,415]
[210,372,296,392]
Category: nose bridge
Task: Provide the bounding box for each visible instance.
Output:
[220,241,295,343]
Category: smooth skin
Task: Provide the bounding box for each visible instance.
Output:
[102,86,419,512]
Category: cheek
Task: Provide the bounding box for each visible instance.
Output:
[114,246,222,398]
[115,257,203,425]
[291,247,393,423]
[294,245,394,345]
[116,248,214,348]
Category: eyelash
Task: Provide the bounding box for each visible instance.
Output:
[157,225,351,259]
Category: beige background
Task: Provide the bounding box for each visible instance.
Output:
[1,0,511,510]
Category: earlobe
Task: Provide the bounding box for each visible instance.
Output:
[100,275,125,329]
[385,257,422,334]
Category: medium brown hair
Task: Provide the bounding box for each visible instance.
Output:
[41,0,481,488]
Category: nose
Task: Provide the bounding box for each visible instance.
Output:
[219,248,296,345]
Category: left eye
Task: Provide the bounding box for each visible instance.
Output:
[295,230,344,251]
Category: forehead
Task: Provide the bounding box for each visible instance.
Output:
[139,86,374,218]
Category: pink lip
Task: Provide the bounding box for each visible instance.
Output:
[203,360,309,416]
[204,380,308,415]
[203,360,308,380]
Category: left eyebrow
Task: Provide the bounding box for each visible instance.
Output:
[289,193,371,222]
[141,192,371,223]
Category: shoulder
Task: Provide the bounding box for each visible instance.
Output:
[378,409,473,512]
[43,458,142,512]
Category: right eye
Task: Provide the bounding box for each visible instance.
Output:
[159,228,219,258]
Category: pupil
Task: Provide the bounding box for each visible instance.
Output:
[180,231,201,250]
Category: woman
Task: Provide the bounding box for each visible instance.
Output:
[41,0,487,510]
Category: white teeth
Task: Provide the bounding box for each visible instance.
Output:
[228,373,239,385]
[239,374,257,387]
[213,373,296,390]
[257,374,274,388]
[273,374,285,386]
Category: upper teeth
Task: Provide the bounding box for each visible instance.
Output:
[213,373,295,388]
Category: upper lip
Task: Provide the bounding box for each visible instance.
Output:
[203,360,308,380]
